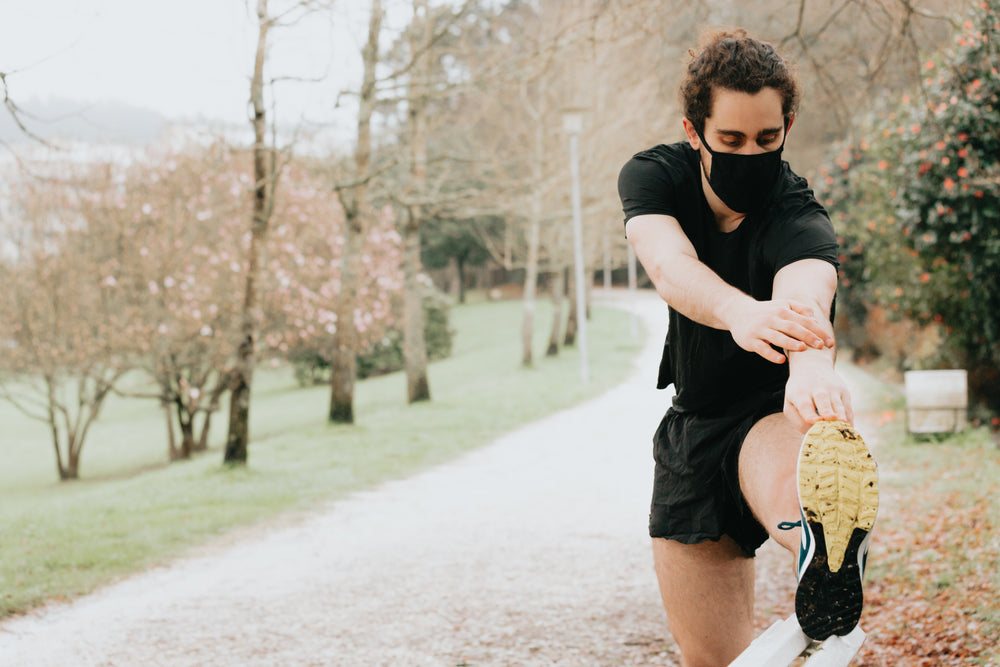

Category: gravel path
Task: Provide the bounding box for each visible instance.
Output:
[0,290,806,667]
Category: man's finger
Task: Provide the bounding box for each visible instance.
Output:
[780,321,826,349]
[830,393,849,423]
[786,300,814,316]
[785,302,835,346]
[754,341,786,364]
[813,391,835,420]
[768,331,807,352]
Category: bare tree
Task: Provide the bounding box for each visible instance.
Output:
[374,0,480,403]
[328,0,387,423]
[225,0,278,465]
[398,0,435,403]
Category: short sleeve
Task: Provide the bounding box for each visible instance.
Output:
[762,187,839,273]
[617,155,680,224]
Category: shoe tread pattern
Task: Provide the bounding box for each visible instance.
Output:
[798,420,879,571]
[795,420,879,641]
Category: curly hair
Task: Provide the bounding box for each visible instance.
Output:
[680,29,800,134]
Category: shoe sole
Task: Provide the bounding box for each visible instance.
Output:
[795,420,879,641]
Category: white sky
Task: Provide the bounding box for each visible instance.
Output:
[0,0,407,134]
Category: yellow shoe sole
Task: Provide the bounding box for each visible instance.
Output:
[795,419,879,640]
[798,420,879,572]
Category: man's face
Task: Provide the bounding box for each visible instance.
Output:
[686,86,789,177]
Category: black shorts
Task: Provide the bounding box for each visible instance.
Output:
[648,390,785,557]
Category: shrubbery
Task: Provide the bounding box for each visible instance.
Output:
[292,285,455,385]
[815,0,1000,413]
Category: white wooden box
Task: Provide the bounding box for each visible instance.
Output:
[904,369,968,434]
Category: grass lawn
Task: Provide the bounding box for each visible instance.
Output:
[0,296,644,618]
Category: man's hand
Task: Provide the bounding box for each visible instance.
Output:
[726,298,835,364]
[783,356,854,433]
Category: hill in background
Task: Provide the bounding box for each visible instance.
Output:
[0,97,169,145]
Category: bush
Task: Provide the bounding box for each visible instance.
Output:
[815,0,1000,414]
[291,286,455,385]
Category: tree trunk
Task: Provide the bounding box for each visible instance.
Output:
[195,380,226,453]
[64,442,80,481]
[164,400,179,460]
[171,393,195,460]
[522,119,544,367]
[521,226,539,365]
[225,0,272,465]
[328,337,356,423]
[402,0,432,404]
[564,267,578,347]
[403,208,431,403]
[178,414,195,460]
[603,231,612,290]
[51,427,70,480]
[224,341,252,465]
[546,270,564,357]
[329,215,359,423]
[329,0,381,424]
[195,410,211,453]
[457,257,467,304]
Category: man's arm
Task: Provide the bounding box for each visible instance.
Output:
[625,213,834,364]
[773,258,854,432]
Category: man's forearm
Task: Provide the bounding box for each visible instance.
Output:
[626,216,833,363]
[787,342,836,373]
[644,251,753,331]
[784,293,837,374]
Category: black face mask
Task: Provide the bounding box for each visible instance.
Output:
[694,121,787,214]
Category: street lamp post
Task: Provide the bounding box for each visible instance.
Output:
[563,109,589,384]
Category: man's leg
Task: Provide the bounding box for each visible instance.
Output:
[652,535,755,667]
[741,414,880,641]
[737,413,803,552]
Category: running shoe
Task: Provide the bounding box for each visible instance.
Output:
[792,419,879,640]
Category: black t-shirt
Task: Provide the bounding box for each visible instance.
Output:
[618,141,839,413]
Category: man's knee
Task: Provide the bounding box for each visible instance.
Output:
[652,537,754,666]
[739,414,802,524]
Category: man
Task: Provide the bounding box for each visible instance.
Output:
[618,30,879,666]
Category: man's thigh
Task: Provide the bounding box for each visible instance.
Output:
[652,536,754,667]
[738,412,803,550]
